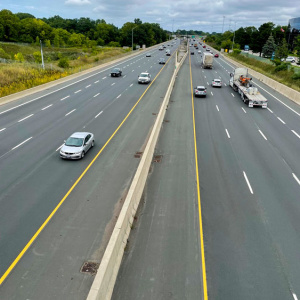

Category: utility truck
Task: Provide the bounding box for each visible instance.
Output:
[229,68,267,108]
[202,52,214,69]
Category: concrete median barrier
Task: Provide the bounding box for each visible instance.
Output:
[86,50,188,300]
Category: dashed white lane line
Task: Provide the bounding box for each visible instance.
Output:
[225,129,230,138]
[61,95,70,101]
[231,93,235,97]
[123,75,126,78]
[130,84,133,87]
[127,64,129,67]
[0,128,6,132]
[293,293,299,300]
[111,83,115,86]
[117,94,121,99]
[277,117,286,124]
[293,174,300,186]
[41,104,53,110]
[86,84,91,88]
[211,91,213,96]
[94,80,99,83]
[132,70,135,72]
[291,130,300,139]
[102,76,107,79]
[94,93,100,97]
[259,130,268,140]
[216,105,219,111]
[224,83,227,86]
[207,82,209,85]
[242,107,247,113]
[267,107,273,113]
[204,76,206,78]
[65,109,76,116]
[18,114,34,122]
[74,90,81,94]
[243,171,254,194]
[12,137,32,150]
[95,111,103,118]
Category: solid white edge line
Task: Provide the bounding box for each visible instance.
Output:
[65,109,76,116]
[259,130,268,140]
[277,117,286,124]
[18,114,34,122]
[293,173,300,186]
[93,93,100,97]
[95,111,103,118]
[242,107,247,113]
[12,137,33,150]
[291,130,300,139]
[293,293,299,300]
[0,128,6,132]
[267,107,273,113]
[243,171,254,194]
[56,143,64,151]
[41,104,53,110]
[225,129,230,138]
[216,105,219,111]
[61,95,70,101]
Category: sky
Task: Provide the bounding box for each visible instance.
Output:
[3,0,300,33]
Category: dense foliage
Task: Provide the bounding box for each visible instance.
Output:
[0,10,169,48]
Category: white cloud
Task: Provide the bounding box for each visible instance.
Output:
[65,0,91,5]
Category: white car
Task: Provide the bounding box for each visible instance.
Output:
[282,56,296,63]
[212,79,222,88]
[60,132,94,159]
[198,50,201,54]
[146,53,151,57]
[138,72,151,84]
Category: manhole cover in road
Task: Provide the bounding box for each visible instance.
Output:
[80,262,99,275]
[153,155,163,163]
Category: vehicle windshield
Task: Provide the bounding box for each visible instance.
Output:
[198,87,205,91]
[65,137,84,147]
[112,68,119,72]
[140,74,148,77]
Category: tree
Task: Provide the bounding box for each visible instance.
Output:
[262,35,276,57]
[0,9,20,41]
[275,38,288,60]
[257,22,275,55]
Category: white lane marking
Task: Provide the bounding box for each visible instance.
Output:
[225,129,230,138]
[95,111,103,118]
[127,64,129,67]
[204,76,206,78]
[123,75,126,78]
[267,107,273,113]
[86,84,91,88]
[277,117,286,124]
[41,104,53,110]
[117,94,121,99]
[243,171,254,194]
[102,76,107,79]
[65,109,76,116]
[211,91,213,96]
[259,130,267,140]
[18,114,34,122]
[231,93,235,97]
[111,83,115,86]
[150,66,152,68]
[0,128,6,132]
[61,95,70,101]
[291,130,300,139]
[207,82,209,85]
[293,293,299,300]
[138,65,140,68]
[56,143,64,151]
[130,84,133,87]
[293,174,300,186]
[12,137,32,150]
[74,90,81,93]
[224,83,227,86]
[132,70,135,72]
[94,93,100,97]
[215,71,218,73]
[94,80,99,83]
[216,105,219,111]
[242,107,247,113]
[253,81,300,117]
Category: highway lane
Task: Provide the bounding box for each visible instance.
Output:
[0,39,179,284]
[192,42,300,298]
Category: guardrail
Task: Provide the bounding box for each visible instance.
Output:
[86,49,188,300]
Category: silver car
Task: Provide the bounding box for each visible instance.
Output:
[60,132,95,159]
[212,79,222,88]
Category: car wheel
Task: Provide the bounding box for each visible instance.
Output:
[81,151,85,159]
[91,140,95,147]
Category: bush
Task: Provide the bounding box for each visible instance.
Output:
[14,52,25,62]
[292,73,300,80]
[107,41,121,47]
[58,57,69,68]
[274,63,288,72]
[0,48,10,59]
[33,51,42,63]
[233,49,241,54]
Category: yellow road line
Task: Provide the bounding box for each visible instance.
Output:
[0,53,174,285]
[189,52,208,299]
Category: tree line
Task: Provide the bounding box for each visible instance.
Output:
[0,10,169,48]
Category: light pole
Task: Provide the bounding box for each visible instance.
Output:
[132,26,138,51]
[40,40,45,69]
[232,22,237,51]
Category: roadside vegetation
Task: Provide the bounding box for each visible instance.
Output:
[0,9,170,97]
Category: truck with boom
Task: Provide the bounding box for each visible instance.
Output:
[202,52,213,69]
[229,68,267,108]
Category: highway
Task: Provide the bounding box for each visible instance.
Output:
[112,41,300,299]
[0,39,180,299]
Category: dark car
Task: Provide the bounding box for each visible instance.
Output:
[111,68,122,77]
[203,45,206,48]
[159,58,166,64]
[191,51,194,55]
[214,53,219,58]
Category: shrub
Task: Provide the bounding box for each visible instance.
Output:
[14,52,25,62]
[292,73,300,80]
[58,57,69,68]
[274,63,288,72]
[0,48,10,59]
[233,49,241,54]
[33,51,42,63]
